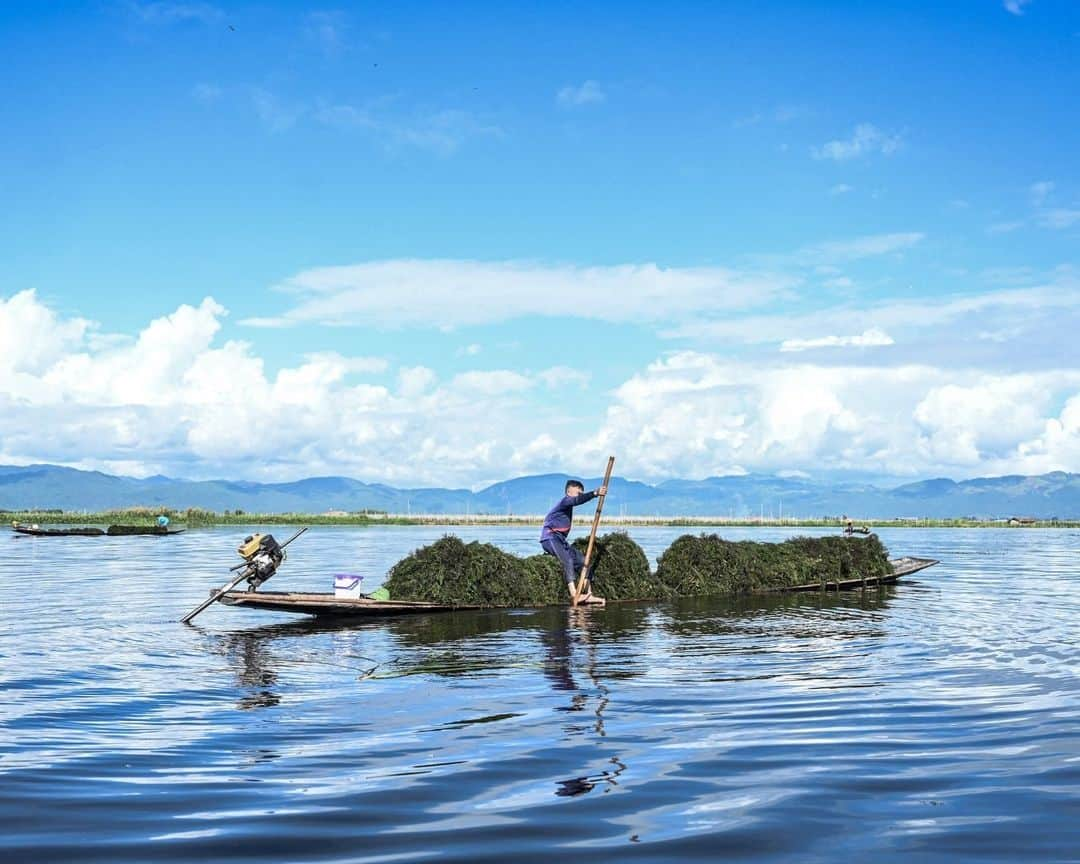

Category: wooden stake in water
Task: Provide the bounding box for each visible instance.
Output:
[573,456,615,605]
[180,527,309,624]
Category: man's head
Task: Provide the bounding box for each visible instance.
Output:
[565,479,585,496]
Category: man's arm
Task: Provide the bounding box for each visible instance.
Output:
[566,486,606,507]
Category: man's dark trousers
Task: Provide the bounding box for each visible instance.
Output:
[541,533,584,585]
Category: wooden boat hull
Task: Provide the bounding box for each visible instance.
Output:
[218,557,940,618]
[780,556,938,592]
[11,525,184,537]
[13,526,105,537]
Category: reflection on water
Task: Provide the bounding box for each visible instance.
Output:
[1,525,1078,862]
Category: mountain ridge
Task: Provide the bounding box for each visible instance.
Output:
[0,464,1077,518]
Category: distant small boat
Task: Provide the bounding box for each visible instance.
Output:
[217,557,940,619]
[12,524,184,537]
[106,525,186,536]
[12,525,105,537]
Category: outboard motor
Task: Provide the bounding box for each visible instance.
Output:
[237,533,285,591]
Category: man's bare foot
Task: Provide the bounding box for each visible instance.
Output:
[580,592,606,606]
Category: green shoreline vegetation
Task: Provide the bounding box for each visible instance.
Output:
[3,507,1077,529]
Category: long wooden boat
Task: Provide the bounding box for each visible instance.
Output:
[12,525,105,537]
[218,556,939,618]
[11,524,185,537]
[106,525,186,536]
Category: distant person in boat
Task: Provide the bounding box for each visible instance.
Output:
[540,479,608,606]
[157,515,170,529]
[843,515,854,534]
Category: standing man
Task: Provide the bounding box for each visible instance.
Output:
[540,479,607,605]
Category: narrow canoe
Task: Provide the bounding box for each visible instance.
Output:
[12,525,185,537]
[106,525,186,536]
[218,556,940,618]
[12,526,105,537]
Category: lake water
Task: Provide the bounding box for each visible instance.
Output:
[1,525,1077,862]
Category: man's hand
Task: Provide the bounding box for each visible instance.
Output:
[597,485,608,496]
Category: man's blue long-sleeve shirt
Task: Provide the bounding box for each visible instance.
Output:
[540,490,597,541]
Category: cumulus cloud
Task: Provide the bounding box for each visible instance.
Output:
[0,290,91,376]
[780,328,894,352]
[557,81,605,107]
[1004,0,1034,15]
[573,351,1080,480]
[243,259,794,329]
[4,291,1080,486]
[814,123,902,161]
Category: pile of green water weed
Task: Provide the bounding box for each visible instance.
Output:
[384,536,564,606]
[384,533,658,606]
[655,533,892,596]
[572,532,664,600]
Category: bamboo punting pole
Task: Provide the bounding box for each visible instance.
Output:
[572,456,615,605]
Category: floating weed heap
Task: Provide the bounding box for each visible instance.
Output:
[384,532,893,606]
[655,534,892,596]
[385,533,657,606]
[571,531,659,600]
[385,536,563,607]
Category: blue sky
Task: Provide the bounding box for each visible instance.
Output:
[1,1,1078,487]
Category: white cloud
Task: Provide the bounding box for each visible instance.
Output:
[1004,0,1034,15]
[829,184,854,196]
[316,103,502,155]
[557,81,605,107]
[1030,180,1054,206]
[780,328,894,352]
[457,343,482,357]
[398,366,437,398]
[537,366,591,389]
[798,232,923,263]
[987,221,1024,235]
[450,370,534,395]
[249,88,305,133]
[0,290,90,376]
[304,11,348,55]
[1041,208,1080,229]
[5,288,1079,487]
[243,259,794,329]
[814,124,902,161]
[574,351,1080,480]
[668,280,1080,351]
[191,83,223,103]
[128,2,224,25]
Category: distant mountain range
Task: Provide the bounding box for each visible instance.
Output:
[1,464,1078,519]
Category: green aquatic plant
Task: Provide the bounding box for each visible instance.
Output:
[384,536,564,606]
[385,533,657,605]
[385,532,892,606]
[655,533,892,596]
[571,531,663,600]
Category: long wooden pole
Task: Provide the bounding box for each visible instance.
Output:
[573,456,615,604]
[180,527,308,624]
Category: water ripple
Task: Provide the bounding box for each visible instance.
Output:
[2,526,1077,862]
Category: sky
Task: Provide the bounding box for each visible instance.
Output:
[1,0,1078,489]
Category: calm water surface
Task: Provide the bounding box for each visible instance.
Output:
[1,526,1077,862]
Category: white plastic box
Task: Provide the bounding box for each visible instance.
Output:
[334,574,364,599]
